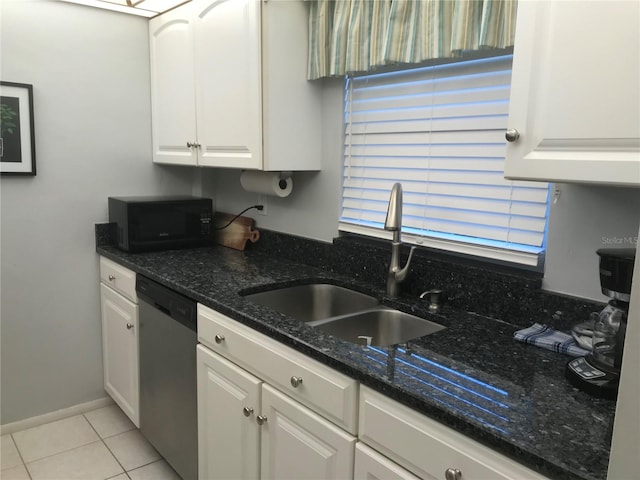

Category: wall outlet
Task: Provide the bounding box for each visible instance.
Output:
[258,194,268,216]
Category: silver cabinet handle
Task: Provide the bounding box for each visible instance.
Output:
[290,376,303,388]
[108,274,116,281]
[214,334,225,344]
[444,468,462,480]
[505,128,520,142]
[256,415,268,425]
[243,407,254,417]
[126,323,133,330]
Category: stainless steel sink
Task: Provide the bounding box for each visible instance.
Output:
[243,283,379,323]
[310,308,445,346]
[243,283,445,346]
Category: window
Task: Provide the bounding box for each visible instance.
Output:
[339,54,550,268]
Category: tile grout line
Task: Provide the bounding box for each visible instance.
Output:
[125,458,166,475]
[10,407,161,480]
[13,415,103,471]
[104,471,132,480]
[8,432,33,480]
[83,412,164,478]
[83,412,130,479]
[21,440,107,474]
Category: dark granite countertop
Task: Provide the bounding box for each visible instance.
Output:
[96,244,615,480]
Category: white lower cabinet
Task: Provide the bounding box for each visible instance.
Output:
[260,384,355,480]
[100,282,139,427]
[197,304,358,434]
[359,387,548,480]
[196,307,357,480]
[197,304,549,480]
[354,443,421,480]
[197,345,261,480]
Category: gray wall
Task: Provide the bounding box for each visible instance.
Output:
[0,0,194,424]
[544,184,640,299]
[2,0,638,425]
[206,78,346,242]
[205,81,640,303]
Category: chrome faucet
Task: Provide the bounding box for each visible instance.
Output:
[384,183,416,298]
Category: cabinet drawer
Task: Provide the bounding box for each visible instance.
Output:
[100,256,137,303]
[355,442,421,480]
[359,387,548,480]
[198,304,358,434]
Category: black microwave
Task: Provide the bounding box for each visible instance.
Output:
[108,196,214,252]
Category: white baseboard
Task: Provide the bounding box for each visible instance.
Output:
[0,397,114,435]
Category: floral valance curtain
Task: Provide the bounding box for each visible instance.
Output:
[307,0,517,80]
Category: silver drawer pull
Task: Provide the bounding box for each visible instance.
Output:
[126,323,133,330]
[290,376,303,388]
[445,468,462,480]
[243,407,254,417]
[108,274,116,281]
[214,334,225,344]
[256,415,267,425]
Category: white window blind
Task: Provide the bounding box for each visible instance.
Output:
[340,54,550,267]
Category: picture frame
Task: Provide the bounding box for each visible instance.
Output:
[1,82,36,176]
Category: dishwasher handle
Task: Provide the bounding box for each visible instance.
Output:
[136,275,197,332]
[153,302,171,317]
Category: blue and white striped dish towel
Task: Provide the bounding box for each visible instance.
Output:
[514,323,590,357]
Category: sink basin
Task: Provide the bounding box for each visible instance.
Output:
[244,283,444,346]
[243,283,379,323]
[311,308,445,346]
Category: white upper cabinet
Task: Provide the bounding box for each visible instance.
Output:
[193,0,262,169]
[504,1,640,186]
[149,0,322,171]
[149,5,198,166]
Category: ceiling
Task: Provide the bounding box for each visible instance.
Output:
[59,0,190,18]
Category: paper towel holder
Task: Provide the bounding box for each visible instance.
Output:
[275,171,292,190]
[240,170,294,198]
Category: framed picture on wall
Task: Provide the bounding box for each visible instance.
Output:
[1,81,36,176]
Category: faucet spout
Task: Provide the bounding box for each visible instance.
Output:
[384,183,416,298]
[384,183,403,232]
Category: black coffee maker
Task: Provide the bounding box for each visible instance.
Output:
[566,248,635,399]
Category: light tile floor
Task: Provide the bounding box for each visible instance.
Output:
[1,405,181,480]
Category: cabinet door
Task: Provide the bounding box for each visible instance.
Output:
[354,443,422,480]
[100,284,139,427]
[504,1,640,186]
[260,384,355,480]
[193,0,263,169]
[149,3,198,166]
[197,304,359,434]
[197,345,261,480]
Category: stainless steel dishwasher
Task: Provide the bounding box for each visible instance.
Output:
[136,275,197,480]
